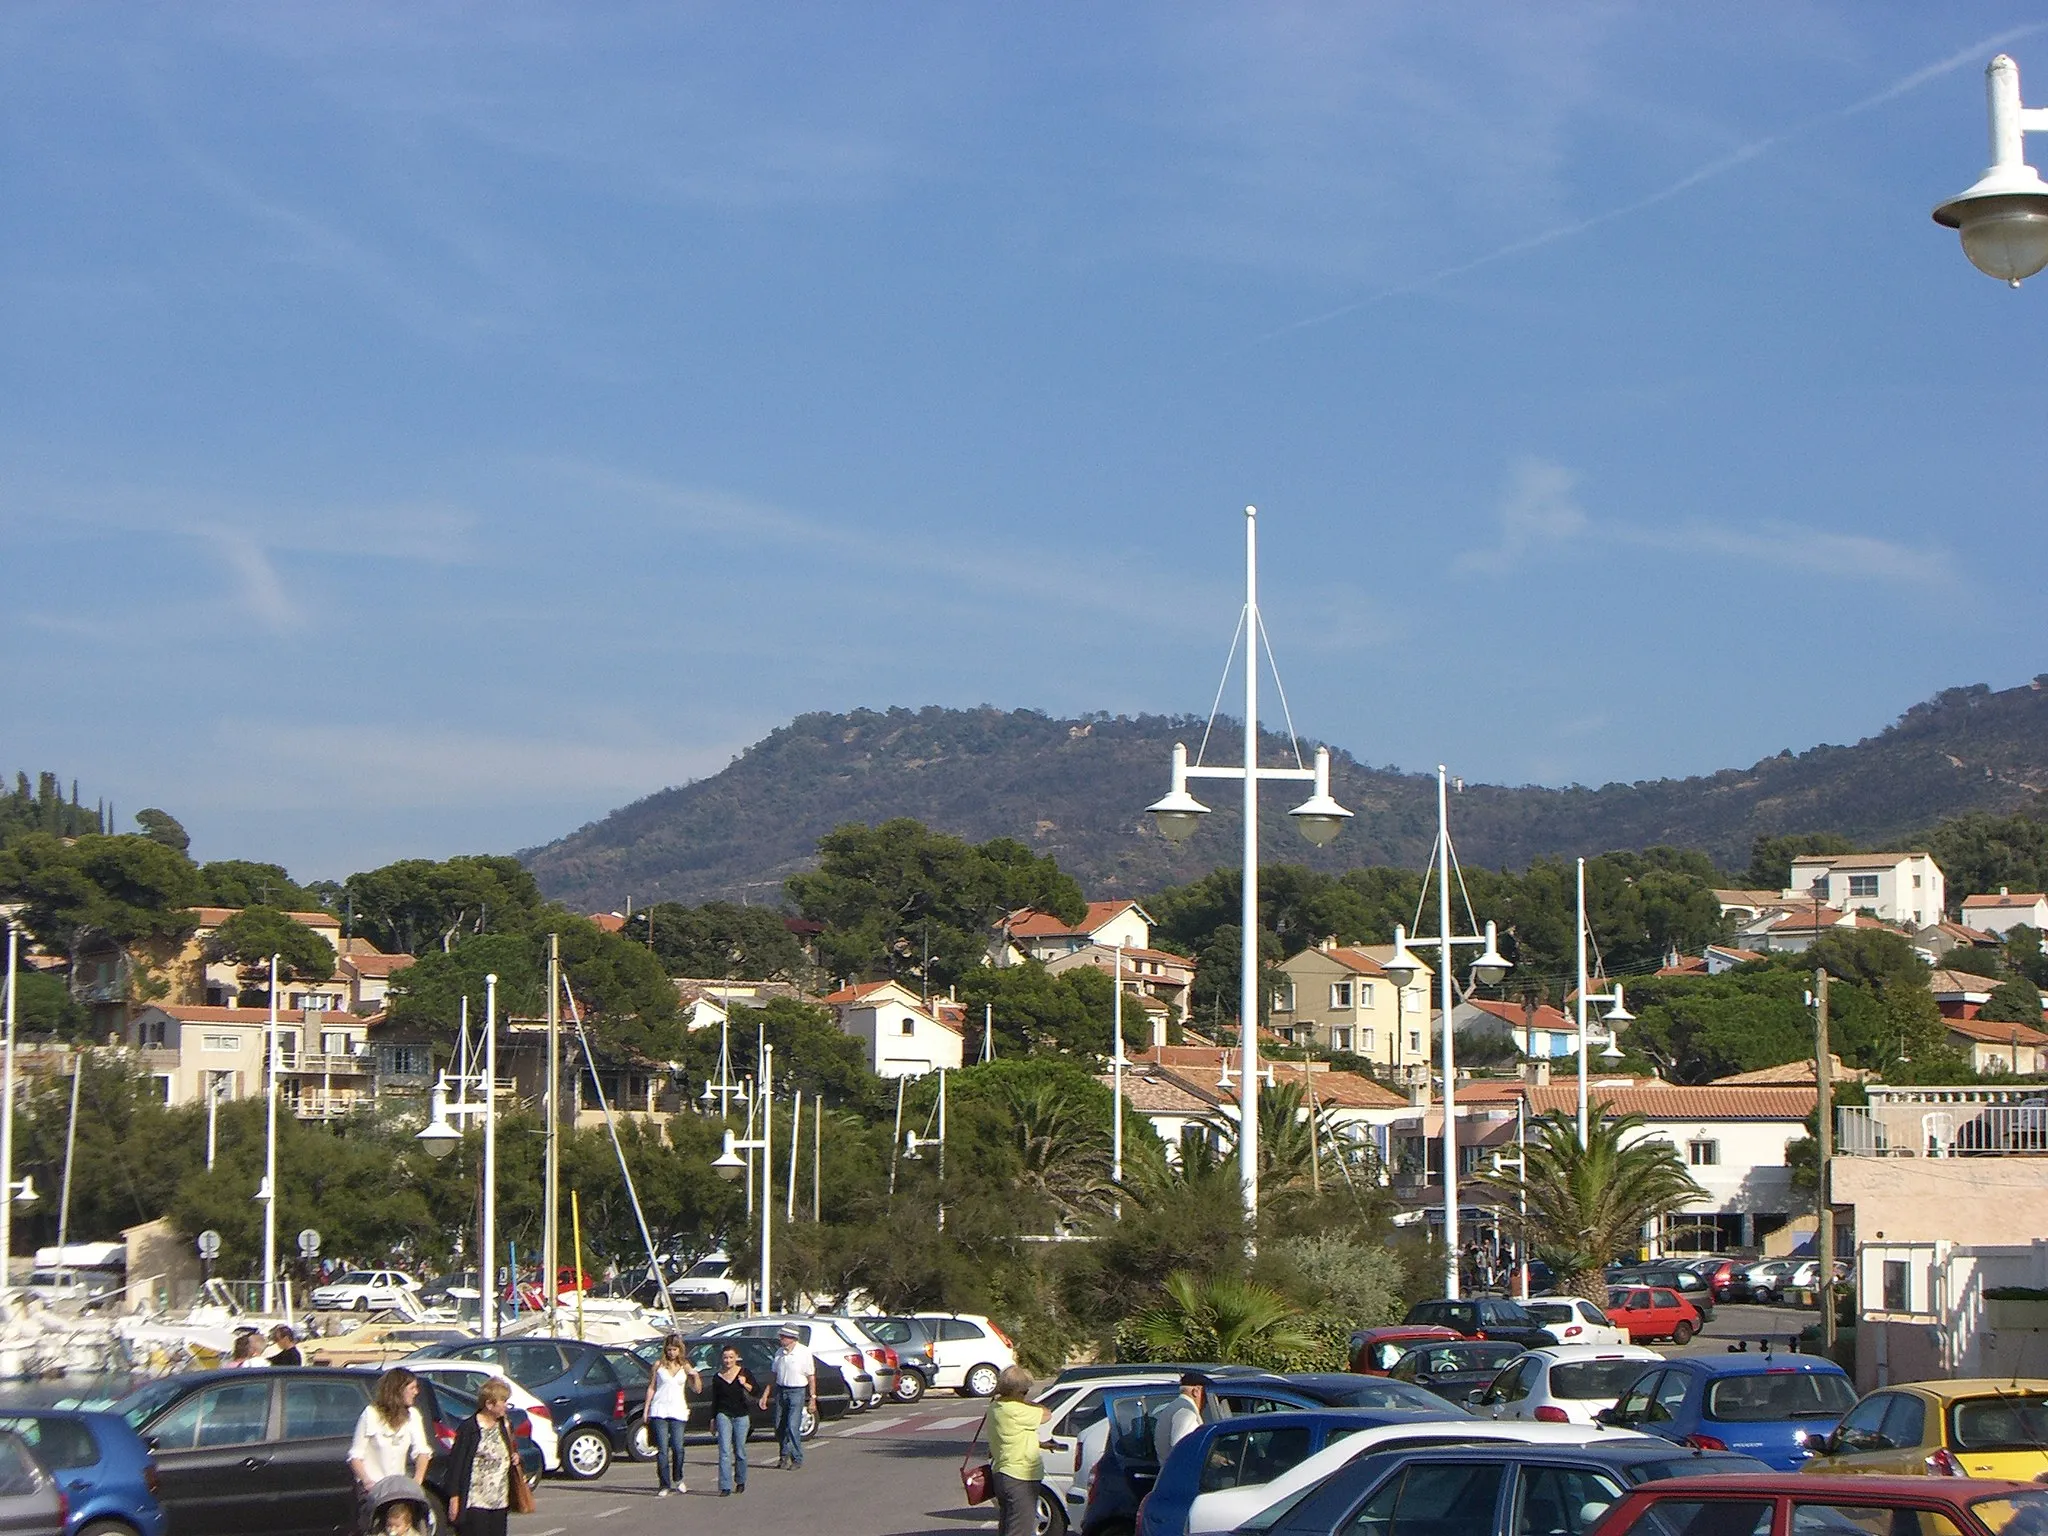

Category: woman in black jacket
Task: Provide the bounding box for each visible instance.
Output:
[443,1379,529,1536]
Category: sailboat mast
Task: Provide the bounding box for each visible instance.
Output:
[545,932,560,1332]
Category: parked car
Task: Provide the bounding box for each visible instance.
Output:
[1280,1375,1468,1414]
[406,1337,633,1478]
[1605,1285,1703,1345]
[1742,1259,1800,1305]
[1471,1344,1664,1425]
[666,1252,746,1310]
[694,1316,882,1408]
[403,1357,562,1473]
[1687,1256,1745,1302]
[623,1334,852,1446]
[909,1312,1018,1398]
[1134,1406,1451,1536]
[0,1406,165,1536]
[1586,1473,2048,1536]
[1608,1265,1716,1323]
[1387,1341,1528,1403]
[861,1317,940,1402]
[1522,1296,1632,1348]
[309,1269,420,1312]
[1348,1325,1461,1375]
[1803,1378,2048,1480]
[425,1378,547,1486]
[815,1315,903,1403]
[1185,1420,1630,1536]
[115,1367,455,1532]
[1244,1439,1774,1536]
[1401,1299,1559,1349]
[1597,1353,1858,1470]
[0,1426,63,1536]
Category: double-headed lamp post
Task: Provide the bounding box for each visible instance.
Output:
[711,1042,773,1313]
[1148,506,1353,1228]
[1935,55,2048,285]
[415,973,498,1337]
[1574,858,1634,1149]
[1376,767,1511,1300]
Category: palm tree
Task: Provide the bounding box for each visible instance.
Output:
[1473,1110,1707,1302]
[999,1077,1117,1226]
[1133,1270,1314,1365]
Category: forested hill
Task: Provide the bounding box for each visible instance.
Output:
[521,681,2048,909]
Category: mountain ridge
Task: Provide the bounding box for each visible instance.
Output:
[521,680,2048,910]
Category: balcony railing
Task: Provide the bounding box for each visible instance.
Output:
[1838,1101,2048,1158]
[277,1051,373,1075]
[285,1089,370,1120]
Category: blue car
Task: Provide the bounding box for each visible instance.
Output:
[408,1336,633,1478]
[1600,1353,1857,1469]
[0,1406,167,1536]
[1135,1406,1453,1536]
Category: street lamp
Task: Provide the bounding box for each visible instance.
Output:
[1389,767,1512,1299]
[1147,506,1353,1228]
[1934,55,2048,285]
[412,977,500,1336]
[711,1043,773,1313]
[1572,859,1635,1148]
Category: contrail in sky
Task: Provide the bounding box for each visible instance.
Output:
[1257,23,2048,344]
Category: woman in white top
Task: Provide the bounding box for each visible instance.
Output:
[644,1336,702,1496]
[349,1368,432,1495]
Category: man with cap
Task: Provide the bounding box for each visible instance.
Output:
[758,1326,817,1469]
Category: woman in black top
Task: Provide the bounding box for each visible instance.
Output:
[708,1346,760,1495]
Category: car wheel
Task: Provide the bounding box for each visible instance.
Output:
[629,1420,656,1460]
[894,1369,927,1403]
[801,1403,819,1438]
[1036,1486,1069,1536]
[78,1522,142,1536]
[355,1295,370,1311]
[1671,1320,1695,1345]
[562,1426,612,1480]
[1753,1287,1776,1306]
[962,1363,1000,1398]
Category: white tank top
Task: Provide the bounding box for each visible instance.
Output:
[650,1362,691,1419]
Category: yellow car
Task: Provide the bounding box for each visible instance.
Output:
[1804,1378,2048,1480]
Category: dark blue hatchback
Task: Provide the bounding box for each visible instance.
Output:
[0,1407,166,1536]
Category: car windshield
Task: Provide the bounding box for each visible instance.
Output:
[1706,1371,1858,1422]
[1950,1395,2048,1452]
[1526,1303,1573,1325]
[1320,1380,1456,1413]
[114,1378,186,1431]
[1973,1491,2048,1534]
[1552,1360,1659,1400]
[332,1271,376,1285]
[1626,1456,1773,1483]
[685,1260,727,1278]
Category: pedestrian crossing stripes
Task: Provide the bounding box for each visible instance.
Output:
[832,1410,982,1437]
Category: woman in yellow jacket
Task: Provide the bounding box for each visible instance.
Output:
[987,1365,1049,1536]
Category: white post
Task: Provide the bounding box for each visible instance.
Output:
[1437,768,1460,1299]
[786,1090,801,1221]
[937,1066,947,1184]
[0,925,16,1309]
[263,952,280,1314]
[206,1073,219,1170]
[1239,505,1262,1229]
[1112,943,1125,1192]
[545,934,559,1330]
[760,1044,773,1314]
[57,1053,82,1273]
[1576,858,1590,1150]
[1990,54,2028,171]
[482,972,498,1339]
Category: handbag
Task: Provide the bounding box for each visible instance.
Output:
[505,1424,537,1515]
[960,1408,994,1505]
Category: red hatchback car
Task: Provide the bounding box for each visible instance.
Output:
[1605,1284,1702,1344]
[1348,1324,1460,1374]
[1587,1472,2048,1536]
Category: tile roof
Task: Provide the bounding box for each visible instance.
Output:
[1657,955,1709,976]
[1963,892,2048,908]
[1712,889,1783,907]
[588,912,627,933]
[190,906,341,928]
[1927,969,1999,997]
[1945,1015,2048,1046]
[1710,1056,1867,1086]
[1708,946,1765,964]
[1463,997,1578,1034]
[1321,947,1390,977]
[142,1004,353,1026]
[1001,900,1147,940]
[339,952,415,978]
[819,980,902,1004]
[1108,1067,1225,1116]
[1521,1085,1817,1120]
[1791,853,1933,870]
[817,980,964,1033]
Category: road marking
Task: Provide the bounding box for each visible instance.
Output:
[531,1529,565,1535]
[921,1414,980,1431]
[834,1417,898,1436]
[592,1507,629,1519]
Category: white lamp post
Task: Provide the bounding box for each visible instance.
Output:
[1573,859,1634,1148]
[414,974,499,1336]
[1382,768,1510,1299]
[711,1042,772,1312]
[1935,55,2048,285]
[0,925,27,1310]
[261,953,280,1315]
[1111,944,1126,1199]
[1148,506,1352,1228]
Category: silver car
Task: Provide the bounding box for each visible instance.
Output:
[698,1316,884,1408]
[0,1427,65,1535]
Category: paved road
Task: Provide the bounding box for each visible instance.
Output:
[1666,1300,1821,1357]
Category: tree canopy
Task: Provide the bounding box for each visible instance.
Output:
[0,832,199,954]
[204,905,337,983]
[624,901,809,981]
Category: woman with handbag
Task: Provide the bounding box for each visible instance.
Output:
[985,1366,1047,1536]
[444,1378,535,1536]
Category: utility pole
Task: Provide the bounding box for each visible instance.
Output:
[545,933,560,1331]
[1815,966,1836,1356]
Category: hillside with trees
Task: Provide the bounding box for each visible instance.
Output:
[522,680,2048,909]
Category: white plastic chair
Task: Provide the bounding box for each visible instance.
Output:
[1923,1112,1955,1158]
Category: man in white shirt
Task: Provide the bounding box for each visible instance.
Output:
[759,1326,817,1470]
[1151,1374,1206,1465]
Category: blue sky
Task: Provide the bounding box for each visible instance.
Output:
[5,5,2046,880]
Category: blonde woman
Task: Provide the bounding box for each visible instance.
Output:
[645,1335,701,1495]
[446,1378,531,1536]
[987,1365,1047,1536]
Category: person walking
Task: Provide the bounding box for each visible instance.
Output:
[268,1325,303,1366]
[759,1326,816,1470]
[444,1378,532,1536]
[707,1345,760,1496]
[987,1366,1048,1536]
[349,1368,432,1530]
[228,1330,270,1368]
[644,1336,701,1496]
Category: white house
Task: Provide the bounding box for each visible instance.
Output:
[1785,852,1944,932]
[126,1003,380,1119]
[1960,889,2048,938]
[991,901,1196,1020]
[819,980,964,1078]
[1270,942,1433,1080]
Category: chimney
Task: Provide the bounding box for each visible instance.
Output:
[1526,1059,1550,1087]
[2002,887,2011,897]
[1409,1081,1428,1107]
[1320,936,1336,952]
[1152,1016,1167,1050]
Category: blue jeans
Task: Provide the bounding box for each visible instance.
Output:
[772,1386,807,1466]
[650,1415,686,1488]
[715,1412,749,1492]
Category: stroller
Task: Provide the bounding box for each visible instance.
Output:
[362,1475,437,1536]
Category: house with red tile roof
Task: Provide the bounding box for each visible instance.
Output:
[1271,940,1434,1083]
[990,899,1197,1024]
[818,980,963,1078]
[127,1002,384,1120]
[1944,1013,2048,1074]
[1786,851,1944,932]
[1960,888,2048,938]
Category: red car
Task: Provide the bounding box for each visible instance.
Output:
[1348,1324,1459,1374]
[1605,1284,1702,1344]
[1587,1472,2048,1536]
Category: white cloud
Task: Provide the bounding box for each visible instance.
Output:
[206,529,295,633]
[1459,458,1588,573]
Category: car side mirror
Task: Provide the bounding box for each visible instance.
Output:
[143,1435,160,1453]
[1593,1407,1620,1427]
[1465,1389,1486,1406]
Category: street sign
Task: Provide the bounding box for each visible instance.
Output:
[297,1228,321,1259]
[196,1230,222,1259]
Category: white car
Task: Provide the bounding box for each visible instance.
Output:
[910,1311,1016,1397]
[311,1269,420,1311]
[667,1253,746,1309]
[697,1315,884,1408]
[1034,1372,1191,1529]
[1522,1296,1631,1348]
[404,1359,561,1472]
[1188,1420,1658,1535]
[1470,1344,1663,1426]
